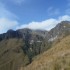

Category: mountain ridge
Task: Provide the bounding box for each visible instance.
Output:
[0,21,70,40]
[0,21,70,70]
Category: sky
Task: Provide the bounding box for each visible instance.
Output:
[0,0,70,33]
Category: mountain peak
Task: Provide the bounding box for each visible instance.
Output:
[7,29,15,33]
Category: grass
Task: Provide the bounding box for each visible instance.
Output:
[0,38,25,70]
[22,35,70,70]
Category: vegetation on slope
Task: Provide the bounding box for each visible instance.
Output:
[23,35,70,70]
[0,38,26,70]
[0,38,51,70]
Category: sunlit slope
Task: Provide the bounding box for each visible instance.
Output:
[23,35,70,70]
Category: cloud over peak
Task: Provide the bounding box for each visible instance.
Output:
[17,15,70,31]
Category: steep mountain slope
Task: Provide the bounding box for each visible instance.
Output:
[47,21,70,42]
[23,35,70,70]
[0,21,70,70]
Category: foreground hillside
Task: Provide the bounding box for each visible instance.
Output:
[23,35,70,70]
[0,39,27,70]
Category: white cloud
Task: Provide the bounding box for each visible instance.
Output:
[17,15,70,31]
[59,15,70,21]
[0,18,19,33]
[16,19,58,30]
[0,2,70,34]
[0,15,70,34]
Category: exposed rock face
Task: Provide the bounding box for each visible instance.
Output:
[0,28,47,41]
[47,21,70,41]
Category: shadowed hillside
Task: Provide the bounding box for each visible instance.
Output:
[0,39,26,70]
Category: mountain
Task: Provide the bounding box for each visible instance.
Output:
[47,21,70,41]
[23,35,70,70]
[0,21,70,70]
[0,21,70,42]
[0,28,49,70]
